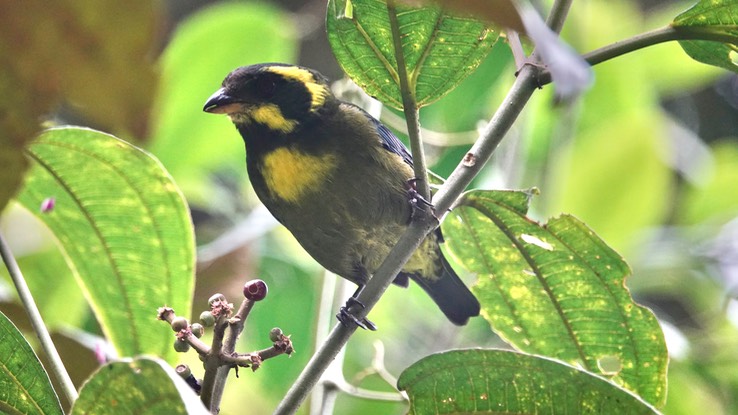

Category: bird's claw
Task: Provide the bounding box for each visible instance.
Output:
[336,297,377,331]
[406,178,435,221]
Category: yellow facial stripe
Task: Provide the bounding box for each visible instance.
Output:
[250,104,298,133]
[267,66,328,112]
[262,147,337,203]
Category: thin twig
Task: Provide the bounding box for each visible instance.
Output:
[157,307,211,355]
[199,319,227,411]
[309,273,347,415]
[347,341,406,402]
[0,232,78,404]
[369,340,401,390]
[387,0,431,199]
[538,25,738,86]
[587,25,737,68]
[545,0,573,33]
[316,382,340,415]
[330,379,406,402]
[199,298,233,412]
[206,298,254,412]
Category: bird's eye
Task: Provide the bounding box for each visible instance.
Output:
[255,77,277,98]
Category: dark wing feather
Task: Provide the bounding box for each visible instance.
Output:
[373,118,413,166]
[348,103,413,166]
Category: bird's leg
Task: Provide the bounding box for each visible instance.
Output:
[406,178,434,222]
[337,285,377,331]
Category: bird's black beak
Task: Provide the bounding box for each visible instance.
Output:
[203,88,239,114]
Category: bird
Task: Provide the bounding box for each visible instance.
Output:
[203,63,480,328]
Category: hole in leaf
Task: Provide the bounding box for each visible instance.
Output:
[520,233,554,251]
[597,355,623,376]
[337,0,353,19]
[729,50,738,67]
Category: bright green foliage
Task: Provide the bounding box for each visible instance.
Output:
[398,349,660,415]
[0,311,63,415]
[442,190,668,406]
[71,357,207,415]
[673,0,738,72]
[16,127,195,362]
[327,0,499,109]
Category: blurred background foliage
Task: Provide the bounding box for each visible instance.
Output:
[1,0,737,413]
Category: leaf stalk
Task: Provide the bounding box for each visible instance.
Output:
[386,0,431,200]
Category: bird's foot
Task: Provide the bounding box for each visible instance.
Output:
[336,297,377,331]
[406,178,435,222]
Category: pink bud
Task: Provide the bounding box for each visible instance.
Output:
[40,197,55,213]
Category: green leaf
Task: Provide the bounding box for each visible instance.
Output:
[420,41,513,134]
[327,0,500,109]
[71,357,208,415]
[442,190,668,406]
[0,310,63,415]
[673,0,738,73]
[16,127,194,362]
[397,349,661,415]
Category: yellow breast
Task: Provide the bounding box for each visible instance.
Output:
[262,147,338,203]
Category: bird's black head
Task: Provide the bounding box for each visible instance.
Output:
[203,63,335,134]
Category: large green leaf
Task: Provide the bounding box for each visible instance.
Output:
[71,357,207,415]
[442,190,668,406]
[327,0,499,109]
[0,310,63,415]
[673,0,738,73]
[398,349,660,415]
[16,127,194,362]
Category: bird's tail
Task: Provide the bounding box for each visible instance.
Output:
[407,252,480,326]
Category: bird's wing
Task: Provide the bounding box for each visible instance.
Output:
[349,103,414,166]
[373,117,414,167]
